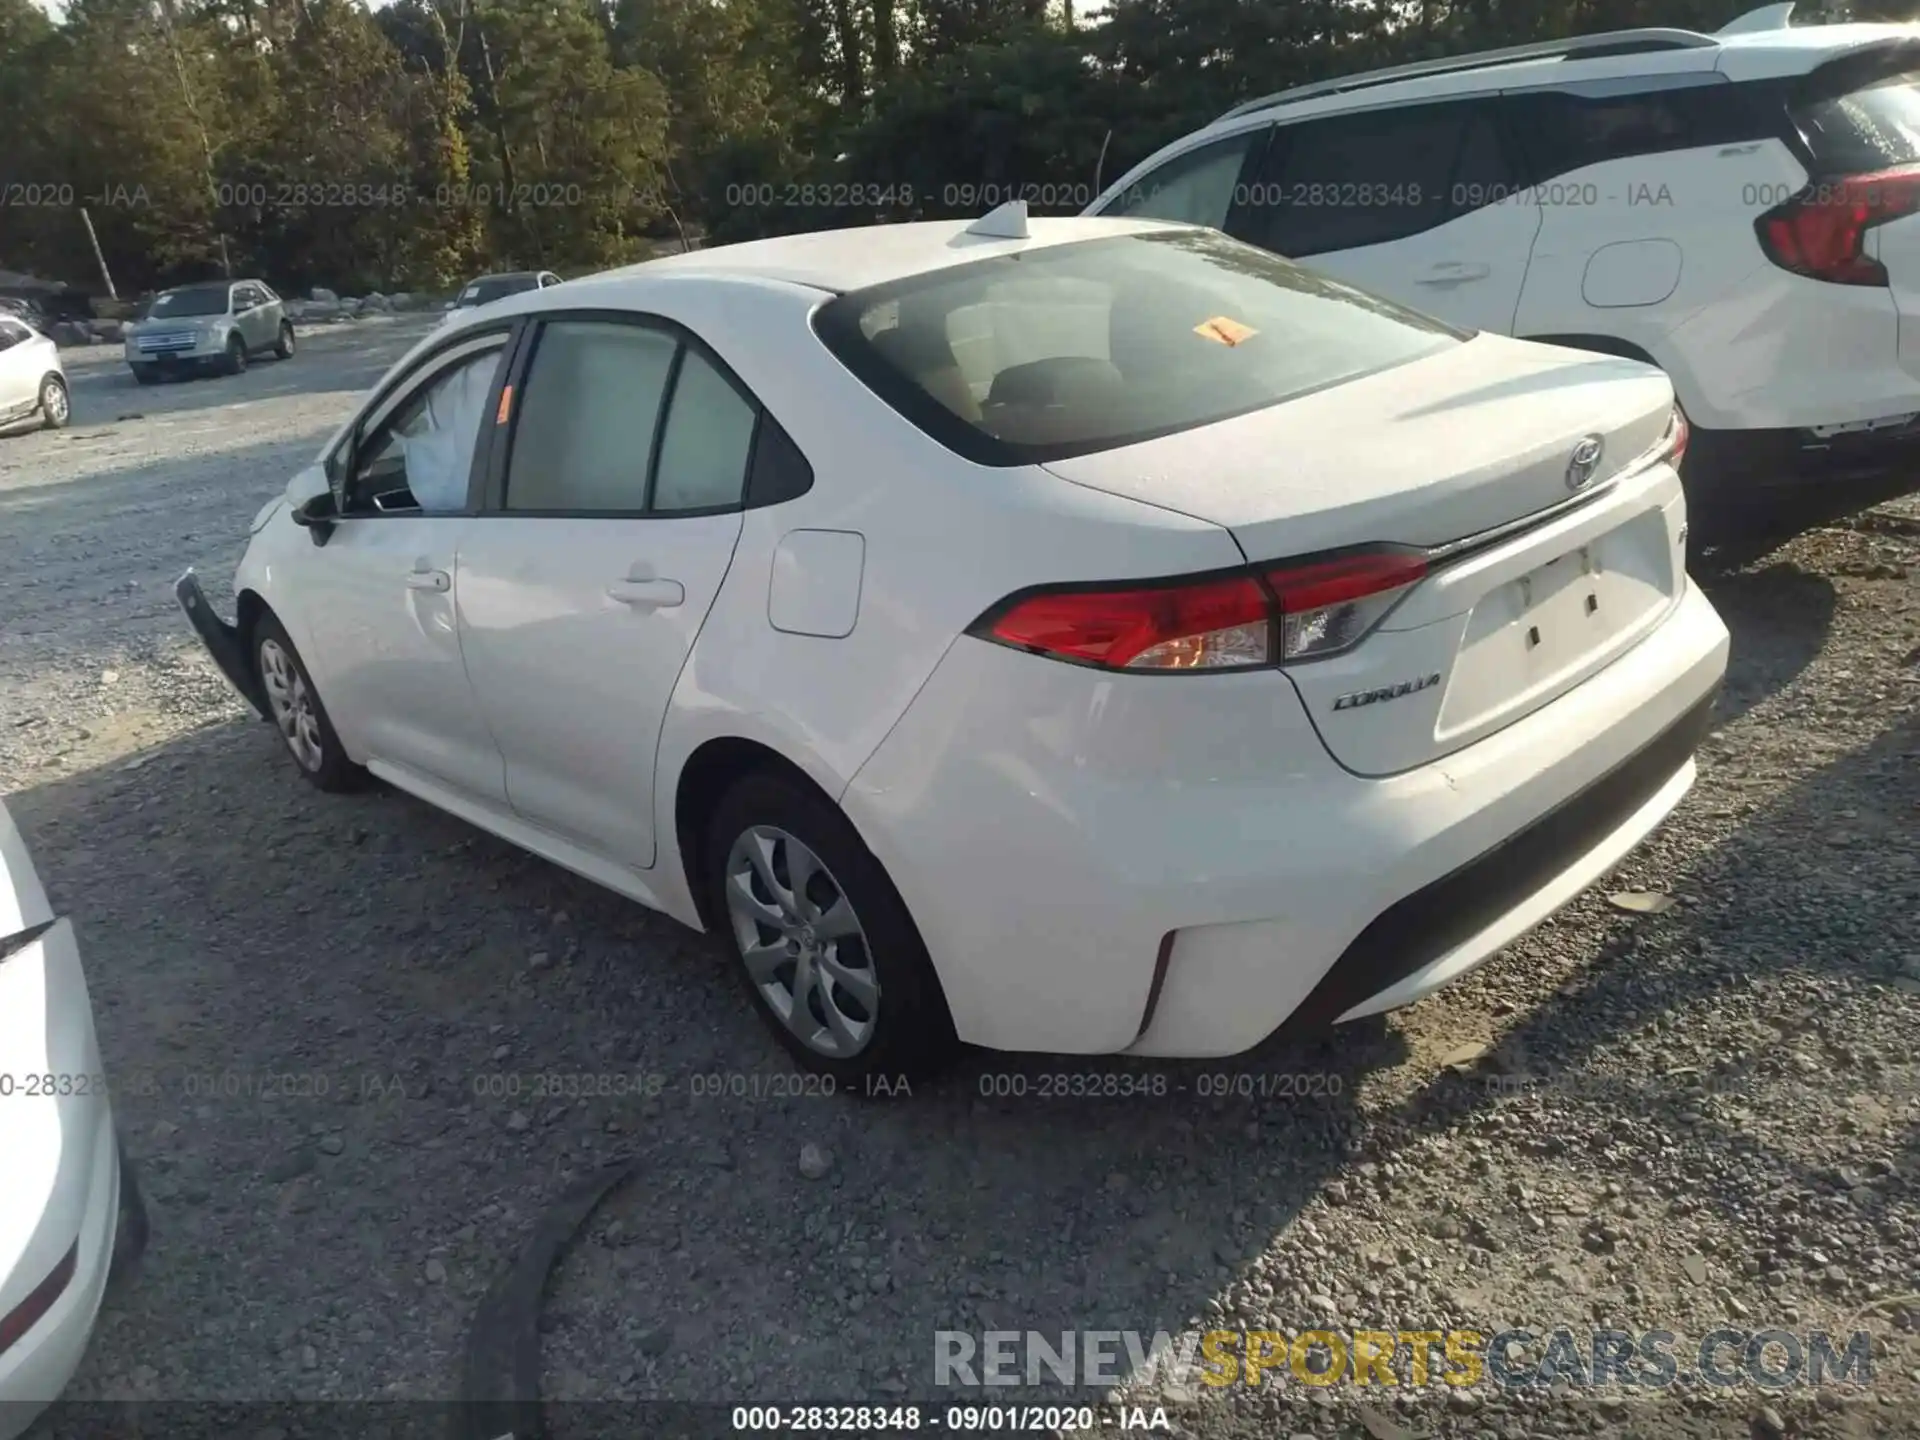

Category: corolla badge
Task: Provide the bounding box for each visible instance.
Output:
[1332,672,1442,711]
[1566,434,1605,491]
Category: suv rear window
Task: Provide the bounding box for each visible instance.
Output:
[1792,63,1920,173]
[813,230,1462,466]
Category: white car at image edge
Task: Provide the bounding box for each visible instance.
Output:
[0,317,69,434]
[0,801,120,1439]
[176,209,1730,1080]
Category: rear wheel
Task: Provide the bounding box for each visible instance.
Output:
[252,613,366,792]
[224,332,247,376]
[38,374,68,429]
[705,772,957,1083]
[274,322,295,360]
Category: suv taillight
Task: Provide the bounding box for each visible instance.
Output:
[972,547,1428,672]
[1756,166,1920,286]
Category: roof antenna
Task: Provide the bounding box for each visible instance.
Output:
[965,200,1029,240]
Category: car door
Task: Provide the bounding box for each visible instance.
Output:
[0,320,35,419]
[455,313,757,869]
[232,284,266,350]
[1228,98,1543,334]
[298,328,515,804]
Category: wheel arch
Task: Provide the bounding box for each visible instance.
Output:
[1519,332,1664,370]
[674,736,844,932]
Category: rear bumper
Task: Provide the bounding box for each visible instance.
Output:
[844,583,1729,1058]
[1685,420,1920,538]
[175,569,267,718]
[0,922,121,1440]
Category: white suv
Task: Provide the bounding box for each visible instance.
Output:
[1086,3,1920,528]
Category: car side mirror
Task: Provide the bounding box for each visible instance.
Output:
[290,491,339,546]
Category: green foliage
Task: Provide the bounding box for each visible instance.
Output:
[0,0,1886,293]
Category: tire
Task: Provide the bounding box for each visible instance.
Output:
[224,332,247,376]
[38,374,69,430]
[704,771,958,1083]
[251,612,366,792]
[274,322,295,360]
[130,364,158,386]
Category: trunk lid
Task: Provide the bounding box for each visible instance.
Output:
[1043,333,1686,774]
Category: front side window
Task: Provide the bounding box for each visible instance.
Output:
[815,229,1462,466]
[1100,132,1261,230]
[0,320,27,350]
[348,347,506,515]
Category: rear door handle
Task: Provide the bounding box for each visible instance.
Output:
[1416,261,1492,286]
[406,569,451,593]
[607,578,685,610]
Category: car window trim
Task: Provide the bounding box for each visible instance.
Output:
[482,306,773,522]
[330,326,519,521]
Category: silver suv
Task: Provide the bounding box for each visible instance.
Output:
[124,280,294,385]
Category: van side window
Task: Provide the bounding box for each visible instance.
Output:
[1239,104,1473,257]
[1504,81,1772,183]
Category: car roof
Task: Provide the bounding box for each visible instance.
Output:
[471,271,544,282]
[575,216,1184,296]
[159,280,237,295]
[1176,12,1919,136]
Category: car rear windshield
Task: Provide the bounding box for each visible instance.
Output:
[1791,57,1920,173]
[149,288,229,318]
[812,229,1463,466]
[459,276,537,306]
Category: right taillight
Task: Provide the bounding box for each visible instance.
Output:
[1262,547,1428,661]
[971,545,1427,673]
[1756,166,1920,286]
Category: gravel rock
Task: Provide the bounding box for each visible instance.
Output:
[798,1142,833,1179]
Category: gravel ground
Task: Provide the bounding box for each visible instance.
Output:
[0,325,1916,1440]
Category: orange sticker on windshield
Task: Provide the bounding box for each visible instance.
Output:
[1195,316,1257,347]
[495,383,514,425]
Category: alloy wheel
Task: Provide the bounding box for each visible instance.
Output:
[41,378,68,426]
[259,638,323,772]
[723,825,879,1058]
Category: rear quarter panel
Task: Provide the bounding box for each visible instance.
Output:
[617,275,1247,921]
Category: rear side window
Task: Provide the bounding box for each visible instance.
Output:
[813,229,1462,467]
[1791,64,1920,172]
[500,316,810,515]
[1504,80,1770,182]
[1238,102,1505,256]
[506,322,677,514]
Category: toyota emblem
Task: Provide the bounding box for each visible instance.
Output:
[1566,435,1605,491]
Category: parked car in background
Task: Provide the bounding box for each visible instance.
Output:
[0,799,120,1438]
[1087,3,1920,529]
[0,298,47,329]
[177,211,1726,1081]
[0,316,69,432]
[123,280,295,384]
[436,270,563,327]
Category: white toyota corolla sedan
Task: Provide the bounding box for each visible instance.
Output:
[176,207,1729,1079]
[0,800,120,1437]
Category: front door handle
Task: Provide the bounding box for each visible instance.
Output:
[607,578,685,610]
[1416,261,1492,287]
[406,569,451,593]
